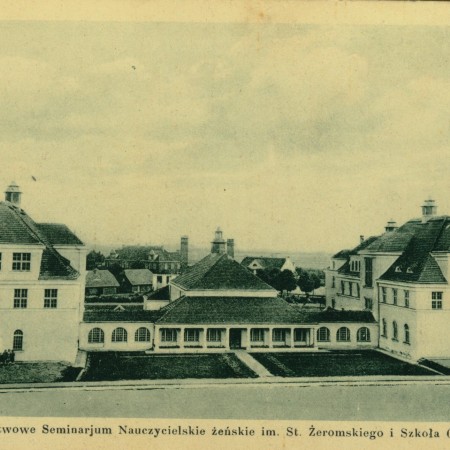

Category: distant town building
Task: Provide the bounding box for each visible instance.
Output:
[105,237,188,290]
[0,182,86,363]
[86,269,120,296]
[325,199,450,361]
[120,269,153,293]
[241,256,296,275]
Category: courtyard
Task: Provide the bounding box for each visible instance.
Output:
[80,352,257,381]
[250,350,436,377]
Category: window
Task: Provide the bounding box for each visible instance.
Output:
[337,327,350,342]
[350,260,360,272]
[432,292,443,309]
[250,328,265,342]
[44,289,58,308]
[135,327,151,342]
[161,328,177,342]
[364,297,373,310]
[0,252,2,270]
[12,253,31,271]
[331,276,335,288]
[184,329,200,342]
[13,330,23,351]
[349,282,354,297]
[157,275,163,283]
[112,327,127,342]
[381,318,387,337]
[364,258,373,288]
[103,287,116,295]
[13,289,28,308]
[294,329,308,342]
[392,321,398,341]
[272,329,286,343]
[404,290,410,308]
[381,287,387,303]
[356,284,360,298]
[317,327,330,342]
[357,327,371,342]
[88,328,104,343]
[166,276,170,283]
[340,280,345,294]
[207,329,221,342]
[404,324,410,344]
[393,289,398,306]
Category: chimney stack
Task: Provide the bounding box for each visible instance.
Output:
[5,181,21,206]
[385,219,398,233]
[180,236,189,270]
[227,239,235,259]
[422,198,437,223]
[360,235,365,244]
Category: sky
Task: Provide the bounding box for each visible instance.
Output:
[0,21,449,253]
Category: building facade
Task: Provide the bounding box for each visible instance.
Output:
[0,182,86,363]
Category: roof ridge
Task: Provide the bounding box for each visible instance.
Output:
[199,253,229,281]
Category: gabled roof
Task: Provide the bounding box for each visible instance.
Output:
[114,245,181,262]
[0,202,80,280]
[123,269,153,286]
[156,296,377,325]
[241,256,287,271]
[146,285,170,301]
[83,304,161,322]
[379,217,450,283]
[86,269,120,288]
[36,223,84,245]
[171,253,276,291]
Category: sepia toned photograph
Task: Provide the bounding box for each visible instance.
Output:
[0,1,449,448]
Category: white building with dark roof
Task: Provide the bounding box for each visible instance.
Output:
[0,182,86,363]
[325,199,450,361]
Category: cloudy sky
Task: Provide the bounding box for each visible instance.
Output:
[0,20,449,253]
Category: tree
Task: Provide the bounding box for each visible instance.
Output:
[130,260,145,269]
[273,269,297,294]
[86,250,105,270]
[108,262,123,279]
[310,273,322,291]
[297,271,315,296]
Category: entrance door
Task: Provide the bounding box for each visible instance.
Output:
[229,329,242,349]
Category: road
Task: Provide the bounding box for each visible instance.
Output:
[0,382,449,421]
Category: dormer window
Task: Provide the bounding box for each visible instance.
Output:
[395,266,402,273]
[406,267,413,274]
[350,260,361,272]
[12,253,31,271]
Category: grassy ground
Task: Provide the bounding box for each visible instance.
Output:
[0,362,81,384]
[251,351,436,377]
[81,352,257,381]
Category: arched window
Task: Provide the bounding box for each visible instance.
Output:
[392,321,398,341]
[112,327,128,342]
[336,327,350,342]
[317,327,330,342]
[88,328,104,344]
[135,327,151,342]
[382,319,387,337]
[357,327,371,342]
[13,330,23,351]
[404,324,410,344]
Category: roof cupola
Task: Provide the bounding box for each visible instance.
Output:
[5,181,21,206]
[422,198,437,223]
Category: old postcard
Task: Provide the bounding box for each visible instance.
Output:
[0,1,449,449]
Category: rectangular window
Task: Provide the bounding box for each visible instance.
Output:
[14,289,28,308]
[294,329,308,342]
[12,253,31,271]
[250,328,265,342]
[381,287,387,303]
[365,297,373,310]
[393,288,398,305]
[161,329,177,342]
[340,280,345,294]
[349,282,354,297]
[206,329,221,342]
[404,290,410,308]
[157,275,163,283]
[184,329,200,342]
[364,258,373,288]
[331,276,335,288]
[44,289,58,308]
[272,329,286,342]
[432,291,443,310]
[0,252,2,270]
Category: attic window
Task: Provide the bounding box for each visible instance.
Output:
[395,266,402,273]
[406,267,413,274]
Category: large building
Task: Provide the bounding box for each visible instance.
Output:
[325,199,450,361]
[81,228,376,354]
[0,182,86,363]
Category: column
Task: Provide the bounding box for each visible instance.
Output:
[179,327,185,349]
[269,327,274,348]
[154,327,160,350]
[290,327,295,348]
[224,328,230,350]
[200,328,207,349]
[243,329,250,349]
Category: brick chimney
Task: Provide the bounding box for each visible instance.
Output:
[227,239,235,259]
[180,236,189,269]
[422,198,437,223]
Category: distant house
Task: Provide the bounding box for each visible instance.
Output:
[241,256,296,275]
[104,237,189,289]
[85,269,120,296]
[120,269,153,293]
